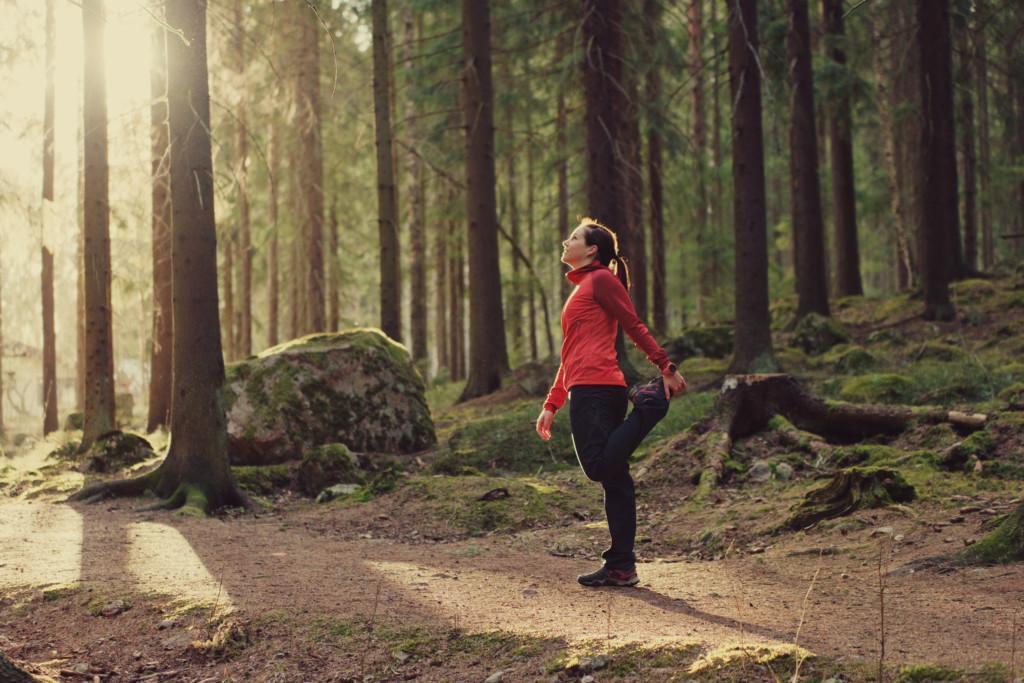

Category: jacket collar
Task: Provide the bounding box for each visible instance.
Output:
[566,261,607,285]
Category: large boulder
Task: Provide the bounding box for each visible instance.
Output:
[225,329,436,465]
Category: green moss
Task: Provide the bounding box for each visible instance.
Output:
[895,664,963,682]
[352,466,403,502]
[232,464,293,495]
[959,502,1024,564]
[997,382,1024,403]
[839,373,915,404]
[833,346,879,374]
[915,341,968,363]
[829,444,904,467]
[866,327,906,347]
[786,467,915,530]
[790,313,851,355]
[680,356,727,376]
[906,361,996,404]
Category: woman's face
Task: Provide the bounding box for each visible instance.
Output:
[561,225,596,267]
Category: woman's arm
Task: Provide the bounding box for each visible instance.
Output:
[592,271,671,371]
[537,363,566,441]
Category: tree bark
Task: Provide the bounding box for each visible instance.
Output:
[727,0,776,374]
[148,16,172,432]
[917,0,958,320]
[0,651,35,683]
[710,0,725,315]
[788,0,830,319]
[555,23,570,301]
[525,77,539,360]
[623,62,647,322]
[501,58,523,357]
[404,9,427,361]
[435,195,449,372]
[687,0,709,322]
[42,0,55,202]
[449,203,466,381]
[458,0,509,401]
[234,0,252,356]
[372,0,402,341]
[822,0,863,296]
[268,121,280,347]
[42,247,57,435]
[328,202,339,331]
[975,3,993,270]
[956,25,978,272]
[296,0,324,334]
[222,227,235,360]
[81,0,116,451]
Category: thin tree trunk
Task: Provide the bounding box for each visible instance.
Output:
[372,0,402,341]
[328,202,339,330]
[222,228,235,360]
[404,8,427,360]
[147,16,172,431]
[687,0,708,322]
[788,0,830,319]
[502,62,522,356]
[76,111,85,412]
[81,0,116,452]
[710,0,724,315]
[975,3,993,269]
[234,0,251,356]
[525,84,539,360]
[555,23,570,301]
[449,203,465,381]
[727,0,776,374]
[42,247,57,435]
[624,68,647,322]
[296,0,324,334]
[957,26,978,272]
[268,121,280,347]
[0,243,4,435]
[434,196,449,372]
[916,0,957,320]
[42,0,55,202]
[822,0,863,296]
[458,0,509,401]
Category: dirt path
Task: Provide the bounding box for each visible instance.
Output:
[2,497,1021,677]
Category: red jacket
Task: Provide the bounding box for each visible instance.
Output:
[543,262,671,413]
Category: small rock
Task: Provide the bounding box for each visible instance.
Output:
[315,483,360,503]
[958,506,981,514]
[963,538,976,547]
[894,534,905,543]
[72,663,90,674]
[393,650,411,663]
[589,655,608,671]
[775,462,794,481]
[581,676,596,683]
[748,461,771,483]
[484,671,505,683]
[944,537,955,543]
[869,526,894,537]
[161,631,193,651]
[982,508,998,515]
[840,573,851,579]
[949,516,966,524]
[157,618,177,630]
[950,494,972,502]
[100,599,128,617]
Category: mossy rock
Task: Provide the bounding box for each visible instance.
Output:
[785,467,915,530]
[829,346,879,374]
[959,501,1024,564]
[664,325,734,360]
[232,464,294,495]
[435,399,575,475]
[950,278,998,305]
[997,382,1024,403]
[296,443,362,497]
[64,412,84,431]
[839,373,915,404]
[225,328,436,465]
[85,431,155,473]
[914,341,967,363]
[865,328,905,347]
[789,313,851,355]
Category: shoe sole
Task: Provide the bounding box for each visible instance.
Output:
[578,576,639,587]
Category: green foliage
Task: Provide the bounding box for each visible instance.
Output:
[790,313,851,355]
[232,465,293,495]
[958,502,1024,564]
[839,373,915,404]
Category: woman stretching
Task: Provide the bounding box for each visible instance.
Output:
[536,218,686,587]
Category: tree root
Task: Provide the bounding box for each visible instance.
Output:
[785,467,915,530]
[67,464,248,515]
[690,374,987,501]
[68,470,157,505]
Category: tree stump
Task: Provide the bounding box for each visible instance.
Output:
[785,467,915,530]
[958,500,1024,565]
[690,374,986,501]
[0,651,36,683]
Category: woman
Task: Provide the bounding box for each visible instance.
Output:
[536,218,686,587]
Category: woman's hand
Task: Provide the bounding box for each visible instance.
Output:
[662,370,687,399]
[535,409,555,441]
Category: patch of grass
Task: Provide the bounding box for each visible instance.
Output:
[839,373,916,404]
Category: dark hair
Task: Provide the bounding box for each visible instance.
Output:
[579,217,631,291]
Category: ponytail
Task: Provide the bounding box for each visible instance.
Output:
[579,217,631,291]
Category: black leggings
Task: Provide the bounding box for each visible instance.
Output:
[568,383,670,570]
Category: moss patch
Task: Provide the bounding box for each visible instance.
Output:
[790,313,851,355]
[839,374,915,404]
[786,467,916,530]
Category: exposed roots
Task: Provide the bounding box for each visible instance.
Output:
[68,465,249,516]
[68,470,157,505]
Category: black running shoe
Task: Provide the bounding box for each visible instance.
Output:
[577,566,640,587]
[628,377,667,406]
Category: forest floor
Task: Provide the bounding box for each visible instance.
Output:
[3,277,1024,682]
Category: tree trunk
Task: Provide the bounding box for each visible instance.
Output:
[74,0,245,514]
[727,0,776,374]
[268,121,280,347]
[449,205,466,381]
[788,0,830,319]
[822,0,863,297]
[288,179,301,341]
[76,113,85,412]
[0,651,35,683]
[525,78,539,360]
[710,0,725,316]
[917,0,958,320]
[555,22,570,302]
[41,247,57,435]
[956,26,978,272]
[687,0,708,322]
[296,0,324,334]
[501,61,522,358]
[623,68,647,322]
[42,0,55,202]
[0,242,4,435]
[435,197,449,372]
[458,0,508,401]
[234,0,251,356]
[81,0,116,452]
[372,0,402,341]
[148,16,172,432]
[404,9,427,361]
[222,227,235,360]
[872,9,914,291]
[328,202,339,331]
[975,3,993,270]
